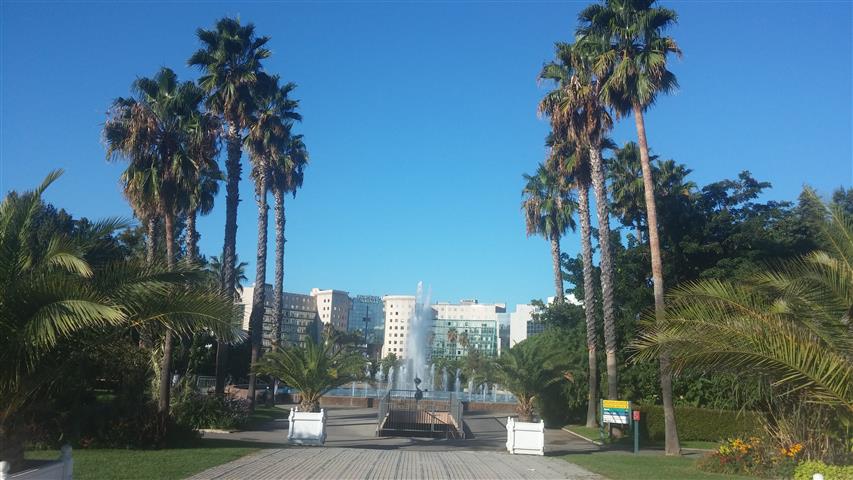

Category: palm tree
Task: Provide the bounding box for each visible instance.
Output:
[0,172,242,472]
[578,0,682,455]
[545,136,600,428]
[540,40,620,403]
[104,67,208,414]
[189,17,271,395]
[522,163,578,302]
[183,112,222,263]
[607,142,649,240]
[270,133,307,347]
[459,331,470,350]
[446,327,459,355]
[633,196,853,460]
[493,337,571,422]
[207,255,249,302]
[254,338,365,412]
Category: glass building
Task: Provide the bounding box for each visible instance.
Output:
[348,295,385,347]
[431,318,499,359]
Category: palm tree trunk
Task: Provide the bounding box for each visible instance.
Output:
[272,188,286,347]
[589,147,618,400]
[146,216,156,265]
[185,207,202,377]
[186,208,198,263]
[550,231,564,302]
[577,182,598,429]
[158,211,177,415]
[215,122,242,396]
[247,174,269,411]
[633,103,680,455]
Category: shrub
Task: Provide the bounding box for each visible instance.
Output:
[638,404,762,442]
[794,461,853,480]
[172,393,251,430]
[697,436,801,478]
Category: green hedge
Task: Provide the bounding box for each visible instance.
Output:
[794,461,853,480]
[637,405,762,442]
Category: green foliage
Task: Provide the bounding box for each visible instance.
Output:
[637,405,762,443]
[494,333,573,422]
[172,393,251,430]
[794,461,853,480]
[253,337,365,412]
[0,173,243,470]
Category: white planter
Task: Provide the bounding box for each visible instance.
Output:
[0,445,72,480]
[288,408,327,446]
[506,417,545,455]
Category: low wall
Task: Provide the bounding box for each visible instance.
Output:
[290,395,376,408]
[464,401,517,413]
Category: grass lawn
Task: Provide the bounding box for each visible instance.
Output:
[563,425,719,450]
[24,438,280,480]
[563,451,753,480]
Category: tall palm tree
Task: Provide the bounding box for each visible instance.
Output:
[541,41,620,402]
[521,163,578,302]
[104,67,207,414]
[189,17,271,394]
[0,172,242,472]
[270,134,307,346]
[243,75,297,409]
[539,66,599,428]
[578,0,682,454]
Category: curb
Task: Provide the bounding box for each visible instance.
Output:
[561,427,604,446]
[199,428,237,435]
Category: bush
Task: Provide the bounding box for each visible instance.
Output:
[172,393,251,430]
[794,461,853,480]
[697,436,800,478]
[638,404,762,442]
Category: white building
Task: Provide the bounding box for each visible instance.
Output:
[381,295,418,359]
[310,288,352,333]
[509,295,580,346]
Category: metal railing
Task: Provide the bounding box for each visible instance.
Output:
[376,389,464,439]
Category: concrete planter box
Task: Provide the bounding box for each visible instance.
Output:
[288,408,327,446]
[506,417,545,455]
[0,445,72,480]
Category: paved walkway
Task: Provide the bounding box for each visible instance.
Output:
[188,447,603,480]
[191,406,603,479]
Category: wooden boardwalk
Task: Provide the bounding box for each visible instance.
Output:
[187,447,604,480]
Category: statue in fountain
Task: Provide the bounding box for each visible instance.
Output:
[413,376,424,401]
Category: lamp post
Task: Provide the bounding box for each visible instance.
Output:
[362,306,371,352]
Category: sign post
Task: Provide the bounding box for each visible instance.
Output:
[632,410,641,454]
[601,400,631,442]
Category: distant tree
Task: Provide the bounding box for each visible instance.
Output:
[522,163,578,301]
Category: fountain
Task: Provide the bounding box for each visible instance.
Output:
[468,372,475,401]
[454,368,461,393]
[403,282,433,390]
[441,367,448,392]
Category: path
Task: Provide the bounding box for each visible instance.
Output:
[191,406,603,479]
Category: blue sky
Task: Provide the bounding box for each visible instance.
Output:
[1,1,851,309]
